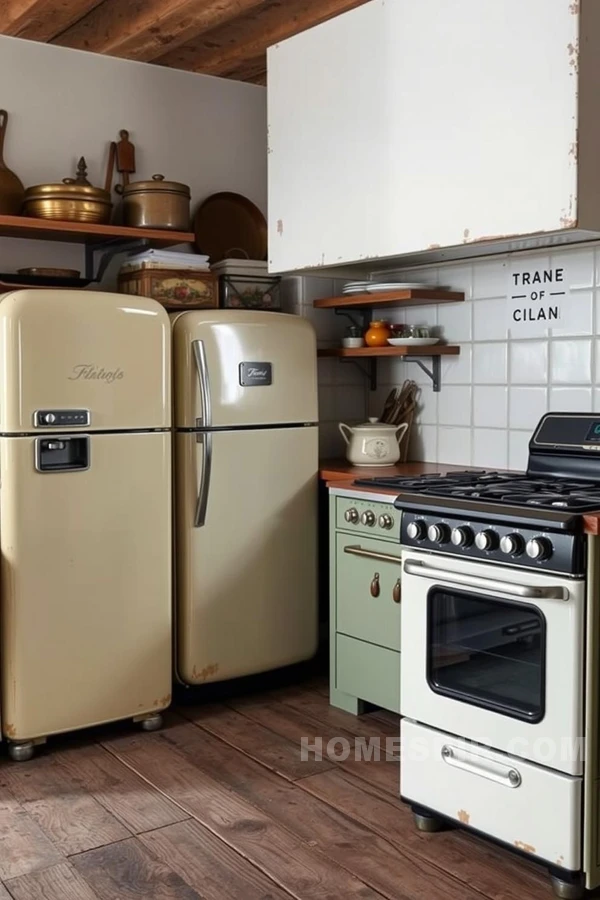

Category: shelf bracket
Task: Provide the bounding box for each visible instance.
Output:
[85,238,150,282]
[405,356,441,392]
[334,308,370,331]
[341,357,377,391]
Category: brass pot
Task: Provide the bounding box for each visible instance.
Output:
[121,174,190,230]
[23,157,112,224]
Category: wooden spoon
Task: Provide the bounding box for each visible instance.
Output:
[0,110,24,215]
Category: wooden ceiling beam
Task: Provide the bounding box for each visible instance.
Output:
[153,0,370,74]
[51,0,267,61]
[0,0,104,40]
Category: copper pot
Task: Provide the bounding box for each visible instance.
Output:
[23,157,112,224]
[121,174,190,230]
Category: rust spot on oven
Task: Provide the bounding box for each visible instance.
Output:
[514,840,536,854]
[463,228,471,243]
[4,724,15,738]
[569,0,580,12]
[569,138,578,162]
[428,243,441,250]
[457,809,470,825]
[556,855,565,866]
[192,663,219,682]
[277,219,284,236]
[157,694,171,708]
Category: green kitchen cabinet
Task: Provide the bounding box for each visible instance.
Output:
[329,491,402,715]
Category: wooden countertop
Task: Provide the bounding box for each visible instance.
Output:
[319,458,600,535]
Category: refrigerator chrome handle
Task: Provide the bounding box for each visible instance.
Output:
[192,339,212,428]
[194,431,212,528]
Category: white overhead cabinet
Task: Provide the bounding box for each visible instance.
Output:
[267,0,600,273]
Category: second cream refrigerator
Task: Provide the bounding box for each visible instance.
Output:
[172,311,319,685]
[0,289,172,761]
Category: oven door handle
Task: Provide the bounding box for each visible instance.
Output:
[344,545,402,564]
[402,560,569,601]
[441,744,522,789]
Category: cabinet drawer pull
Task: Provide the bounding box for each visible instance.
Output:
[344,545,402,564]
[392,579,401,604]
[370,573,380,597]
[441,744,522,788]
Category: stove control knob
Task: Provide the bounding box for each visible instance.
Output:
[361,510,376,526]
[344,508,359,524]
[378,514,394,529]
[451,526,474,547]
[475,529,499,552]
[406,519,426,541]
[526,537,552,561]
[427,523,450,544]
[500,533,524,556]
[43,412,56,424]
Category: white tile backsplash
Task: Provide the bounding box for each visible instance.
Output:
[549,386,593,412]
[438,386,472,427]
[509,341,548,385]
[509,387,548,430]
[304,244,600,470]
[438,427,472,465]
[550,339,592,384]
[472,428,508,469]
[473,343,508,384]
[473,386,508,429]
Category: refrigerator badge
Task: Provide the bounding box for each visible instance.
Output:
[69,364,124,384]
[239,362,272,386]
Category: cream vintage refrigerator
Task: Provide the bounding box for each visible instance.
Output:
[172,311,318,684]
[0,290,172,761]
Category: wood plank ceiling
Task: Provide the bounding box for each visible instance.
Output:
[0,0,371,84]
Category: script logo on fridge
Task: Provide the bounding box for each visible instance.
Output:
[69,364,124,384]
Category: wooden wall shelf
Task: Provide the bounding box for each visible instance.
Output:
[313,289,464,310]
[318,345,460,392]
[317,345,460,358]
[0,214,194,281]
[0,214,194,247]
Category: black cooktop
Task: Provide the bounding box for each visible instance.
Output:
[353,470,600,513]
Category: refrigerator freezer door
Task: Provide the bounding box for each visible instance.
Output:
[0,290,171,432]
[172,310,318,428]
[175,426,318,683]
[0,432,172,741]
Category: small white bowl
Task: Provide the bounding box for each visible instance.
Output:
[342,337,365,348]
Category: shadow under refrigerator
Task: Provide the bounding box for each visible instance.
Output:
[0,290,172,760]
[172,311,319,684]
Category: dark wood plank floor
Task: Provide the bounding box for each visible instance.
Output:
[0,673,570,899]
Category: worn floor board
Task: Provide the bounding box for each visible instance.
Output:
[55,744,189,834]
[150,719,488,900]
[5,862,101,900]
[103,732,384,900]
[0,675,568,900]
[71,838,202,900]
[139,818,293,899]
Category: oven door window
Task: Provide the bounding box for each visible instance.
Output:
[427,588,546,723]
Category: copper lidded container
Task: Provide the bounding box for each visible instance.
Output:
[22,157,112,224]
[121,174,191,230]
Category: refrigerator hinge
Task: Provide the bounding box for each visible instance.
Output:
[85,238,151,282]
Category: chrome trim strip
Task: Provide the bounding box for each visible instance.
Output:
[192,339,212,428]
[194,431,212,527]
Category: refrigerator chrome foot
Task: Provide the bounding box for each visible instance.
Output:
[8,741,34,762]
[140,713,163,732]
[412,808,445,833]
[550,874,584,900]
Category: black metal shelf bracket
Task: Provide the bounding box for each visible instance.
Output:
[404,357,441,392]
[334,308,371,331]
[340,357,377,391]
[85,238,150,282]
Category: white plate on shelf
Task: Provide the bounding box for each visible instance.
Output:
[387,337,440,347]
[366,282,440,292]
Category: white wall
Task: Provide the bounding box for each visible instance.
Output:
[369,242,600,471]
[0,35,267,285]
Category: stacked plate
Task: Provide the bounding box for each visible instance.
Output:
[342,281,441,295]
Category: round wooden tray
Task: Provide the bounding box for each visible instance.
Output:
[194,192,267,263]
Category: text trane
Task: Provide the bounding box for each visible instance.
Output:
[511,267,564,322]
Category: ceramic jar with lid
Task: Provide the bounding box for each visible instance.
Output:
[364,320,391,346]
[339,418,409,466]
